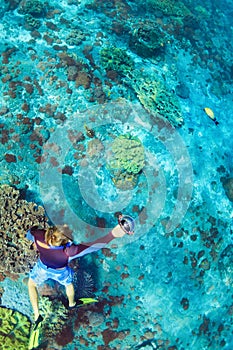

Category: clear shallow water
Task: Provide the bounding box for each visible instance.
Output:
[0,0,233,349]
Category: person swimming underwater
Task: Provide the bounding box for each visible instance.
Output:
[26,215,135,328]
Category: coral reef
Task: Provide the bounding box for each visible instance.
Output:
[38,296,69,340]
[0,306,31,349]
[24,14,41,30]
[100,46,134,76]
[126,71,184,127]
[107,134,144,190]
[109,134,145,174]
[0,184,48,277]
[129,20,167,58]
[146,0,190,18]
[66,29,86,46]
[18,0,45,17]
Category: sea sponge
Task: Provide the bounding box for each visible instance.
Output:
[0,184,48,276]
[0,306,31,349]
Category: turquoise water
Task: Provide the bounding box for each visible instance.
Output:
[0,0,233,349]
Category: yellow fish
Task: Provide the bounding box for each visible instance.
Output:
[203,107,219,125]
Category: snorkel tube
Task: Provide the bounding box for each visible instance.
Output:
[118,215,135,235]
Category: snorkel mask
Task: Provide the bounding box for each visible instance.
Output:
[118,215,135,235]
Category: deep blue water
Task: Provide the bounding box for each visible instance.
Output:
[0,0,233,349]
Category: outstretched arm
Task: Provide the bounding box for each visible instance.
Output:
[66,224,126,261]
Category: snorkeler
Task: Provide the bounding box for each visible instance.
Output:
[27,215,134,329]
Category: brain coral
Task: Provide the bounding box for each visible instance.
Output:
[0,184,48,277]
[0,306,31,349]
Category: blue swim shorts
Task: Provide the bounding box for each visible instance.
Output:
[29,259,73,287]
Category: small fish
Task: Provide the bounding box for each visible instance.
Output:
[203,107,219,125]
[84,124,95,138]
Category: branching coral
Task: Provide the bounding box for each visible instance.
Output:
[0,184,48,276]
[0,306,31,349]
[38,296,69,339]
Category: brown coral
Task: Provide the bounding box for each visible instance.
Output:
[0,184,49,277]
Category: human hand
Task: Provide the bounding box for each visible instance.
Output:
[112,224,134,238]
[112,224,127,238]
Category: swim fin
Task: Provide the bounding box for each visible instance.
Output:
[77,298,98,306]
[28,316,43,350]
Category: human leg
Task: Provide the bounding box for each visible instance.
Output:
[66,283,76,307]
[28,277,40,321]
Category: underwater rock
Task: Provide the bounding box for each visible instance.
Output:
[0,184,48,276]
[87,139,104,157]
[4,0,20,11]
[0,306,31,348]
[221,177,233,202]
[62,165,74,176]
[4,153,17,163]
[75,71,92,89]
[175,82,190,99]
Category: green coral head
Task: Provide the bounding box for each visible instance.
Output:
[100,46,134,76]
[110,134,145,174]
